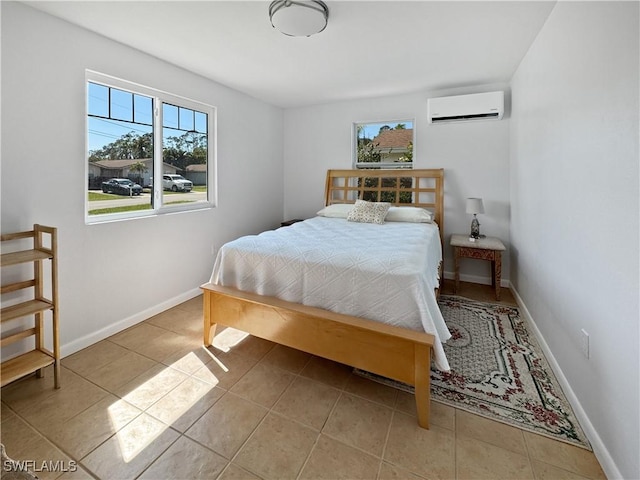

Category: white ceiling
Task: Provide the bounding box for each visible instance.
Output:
[25,1,556,108]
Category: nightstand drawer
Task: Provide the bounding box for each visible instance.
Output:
[457,247,497,261]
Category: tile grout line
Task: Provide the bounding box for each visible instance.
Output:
[377,407,396,479]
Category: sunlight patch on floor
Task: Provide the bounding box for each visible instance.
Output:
[212,327,250,352]
[110,414,168,463]
[201,347,229,374]
[108,351,215,463]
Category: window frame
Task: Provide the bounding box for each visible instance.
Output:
[85,70,217,224]
[352,119,415,170]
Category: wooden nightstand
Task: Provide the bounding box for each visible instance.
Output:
[450,234,506,300]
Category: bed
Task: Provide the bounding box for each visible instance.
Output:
[201,168,448,428]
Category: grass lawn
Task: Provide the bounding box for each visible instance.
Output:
[89,200,196,216]
[88,186,205,215]
[90,188,205,200]
[88,204,153,215]
[88,191,122,201]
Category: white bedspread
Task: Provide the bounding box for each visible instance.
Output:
[210,216,451,371]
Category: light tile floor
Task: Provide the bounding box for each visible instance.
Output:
[1,281,607,480]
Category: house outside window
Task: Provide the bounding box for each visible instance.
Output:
[354,120,414,170]
[86,71,215,223]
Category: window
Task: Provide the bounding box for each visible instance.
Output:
[86,71,215,222]
[352,120,414,203]
[353,120,414,169]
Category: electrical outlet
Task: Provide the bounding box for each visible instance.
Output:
[580,329,590,358]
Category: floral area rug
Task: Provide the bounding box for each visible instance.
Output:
[356,295,591,450]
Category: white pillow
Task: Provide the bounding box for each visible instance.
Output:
[316,203,354,218]
[346,200,390,225]
[385,206,434,223]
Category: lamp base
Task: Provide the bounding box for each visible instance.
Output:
[468,234,486,242]
[470,215,481,239]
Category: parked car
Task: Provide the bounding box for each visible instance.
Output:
[162,174,193,192]
[101,178,143,196]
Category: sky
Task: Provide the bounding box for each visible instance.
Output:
[87,82,207,154]
[358,121,413,140]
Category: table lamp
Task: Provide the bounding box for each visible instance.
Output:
[466,197,485,240]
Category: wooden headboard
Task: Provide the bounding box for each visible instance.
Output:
[324,169,444,239]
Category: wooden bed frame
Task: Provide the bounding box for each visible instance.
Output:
[201,169,444,428]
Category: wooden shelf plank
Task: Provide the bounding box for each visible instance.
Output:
[1,327,36,347]
[0,231,34,242]
[1,249,52,267]
[1,350,55,387]
[1,299,53,323]
[1,279,36,294]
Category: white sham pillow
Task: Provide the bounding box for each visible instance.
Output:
[346,200,390,225]
[316,203,354,218]
[385,206,434,223]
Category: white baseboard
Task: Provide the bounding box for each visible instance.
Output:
[509,284,622,480]
[442,270,509,287]
[61,287,202,358]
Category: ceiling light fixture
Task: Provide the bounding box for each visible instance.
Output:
[269,0,329,37]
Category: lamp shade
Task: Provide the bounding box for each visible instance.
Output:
[466,198,485,214]
[269,1,329,37]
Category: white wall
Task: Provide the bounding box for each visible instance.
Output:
[1,2,284,357]
[283,87,511,283]
[510,2,639,479]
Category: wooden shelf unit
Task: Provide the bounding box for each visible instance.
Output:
[1,225,60,388]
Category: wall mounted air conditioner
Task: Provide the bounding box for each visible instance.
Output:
[427,91,504,124]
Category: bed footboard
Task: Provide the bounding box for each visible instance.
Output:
[201,282,434,429]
